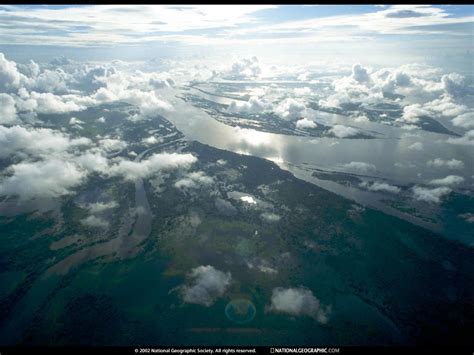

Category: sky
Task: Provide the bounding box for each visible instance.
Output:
[0,4,472,71]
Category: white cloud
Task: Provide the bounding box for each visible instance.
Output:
[99,137,127,152]
[178,265,232,307]
[227,96,272,114]
[260,212,281,223]
[412,186,451,203]
[401,104,429,123]
[407,142,423,151]
[0,125,91,159]
[174,171,214,189]
[329,124,360,138]
[274,98,306,120]
[0,53,25,92]
[428,175,464,186]
[226,57,262,79]
[459,213,474,223]
[360,181,401,193]
[81,215,109,229]
[108,152,197,181]
[296,117,317,129]
[447,130,474,146]
[0,159,86,200]
[427,158,464,169]
[240,195,257,204]
[341,161,377,174]
[267,287,331,324]
[142,136,160,145]
[0,93,17,124]
[351,63,370,83]
[452,111,474,129]
[85,201,119,214]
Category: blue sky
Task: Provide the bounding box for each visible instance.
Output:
[0,5,472,69]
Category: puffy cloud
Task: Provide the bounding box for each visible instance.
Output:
[328,124,361,138]
[401,104,429,123]
[422,95,468,118]
[459,213,474,223]
[0,125,91,159]
[296,118,317,129]
[240,195,257,204]
[412,186,451,203]
[427,158,464,169]
[174,171,214,189]
[0,159,86,200]
[341,161,377,174]
[447,130,474,146]
[0,93,17,124]
[81,215,109,229]
[85,201,119,214]
[360,181,401,193]
[142,136,160,145]
[274,98,306,120]
[452,111,474,129]
[227,57,261,79]
[267,287,331,324]
[407,142,423,151]
[260,212,281,223]
[351,64,370,83]
[108,152,197,181]
[99,138,127,152]
[353,114,369,123]
[442,73,470,97]
[227,96,272,114]
[428,175,464,186]
[0,53,25,92]
[73,152,110,174]
[28,92,86,114]
[178,265,232,307]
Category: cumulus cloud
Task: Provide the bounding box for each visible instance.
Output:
[0,159,86,200]
[99,137,127,152]
[267,287,331,324]
[108,152,197,181]
[274,98,306,120]
[296,117,317,129]
[178,265,232,307]
[85,201,119,214]
[428,175,464,186]
[447,130,474,146]
[0,93,17,124]
[328,124,361,138]
[28,91,86,114]
[81,215,109,229]
[260,212,281,223]
[240,195,257,204]
[401,104,429,123]
[341,161,377,174]
[427,158,464,169]
[0,125,91,159]
[0,53,25,92]
[351,64,370,83]
[452,111,474,129]
[227,96,272,114]
[227,56,261,79]
[459,213,474,223]
[407,142,423,151]
[442,73,471,98]
[412,186,451,203]
[360,181,401,193]
[174,171,214,189]
[142,136,160,145]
